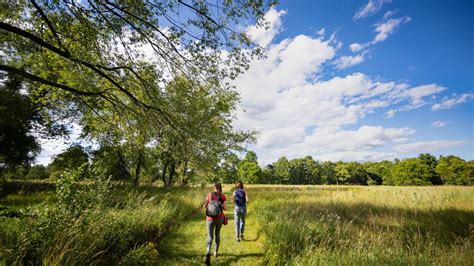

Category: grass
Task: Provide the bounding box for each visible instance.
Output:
[0,180,209,265]
[158,184,266,265]
[252,185,474,265]
[1,183,473,265]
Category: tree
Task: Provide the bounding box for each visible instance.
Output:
[238,151,261,184]
[49,145,89,179]
[0,74,40,172]
[26,165,49,180]
[320,161,336,184]
[388,158,432,185]
[260,164,275,184]
[1,0,274,138]
[218,154,240,184]
[435,156,471,185]
[273,156,291,184]
[364,160,393,185]
[418,153,442,185]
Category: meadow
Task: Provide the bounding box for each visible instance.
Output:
[1,182,473,265]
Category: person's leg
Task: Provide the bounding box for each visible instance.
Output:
[206,220,215,254]
[240,206,247,238]
[234,207,240,240]
[214,217,223,255]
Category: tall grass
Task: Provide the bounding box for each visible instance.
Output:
[0,175,207,264]
[250,186,474,265]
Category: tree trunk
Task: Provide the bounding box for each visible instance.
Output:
[161,162,168,186]
[167,159,176,188]
[116,150,131,180]
[181,160,188,186]
[134,149,143,186]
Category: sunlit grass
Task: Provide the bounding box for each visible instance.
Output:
[249,185,474,265]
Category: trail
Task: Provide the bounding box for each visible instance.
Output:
[158,188,265,265]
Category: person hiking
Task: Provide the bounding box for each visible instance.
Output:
[232,181,249,242]
[203,182,227,264]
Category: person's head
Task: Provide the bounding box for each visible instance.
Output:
[214,182,222,193]
[236,181,244,190]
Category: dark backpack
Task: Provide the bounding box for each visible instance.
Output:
[206,192,223,217]
[234,189,246,207]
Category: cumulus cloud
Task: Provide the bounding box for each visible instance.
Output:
[431,121,449,128]
[353,0,392,20]
[246,7,286,48]
[431,93,474,111]
[333,52,368,70]
[394,140,468,153]
[232,21,450,163]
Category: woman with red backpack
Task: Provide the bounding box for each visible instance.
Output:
[203,182,227,263]
[233,181,249,242]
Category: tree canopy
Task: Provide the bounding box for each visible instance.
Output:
[1,0,274,136]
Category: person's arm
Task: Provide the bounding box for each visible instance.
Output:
[231,191,235,203]
[245,191,249,203]
[222,199,227,210]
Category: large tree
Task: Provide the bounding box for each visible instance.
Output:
[0,0,274,137]
[0,74,40,171]
[435,156,471,185]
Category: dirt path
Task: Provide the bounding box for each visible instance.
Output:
[158,189,265,265]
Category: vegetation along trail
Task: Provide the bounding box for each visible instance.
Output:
[159,185,266,265]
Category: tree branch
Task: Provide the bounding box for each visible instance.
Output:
[0,65,104,96]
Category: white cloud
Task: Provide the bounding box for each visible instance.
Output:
[228,8,463,164]
[353,0,392,20]
[349,15,410,53]
[373,16,411,43]
[383,10,398,19]
[385,109,397,118]
[431,93,474,111]
[35,123,83,165]
[333,52,368,70]
[246,8,286,48]
[394,140,468,153]
[349,43,367,52]
[431,120,449,128]
[317,28,326,37]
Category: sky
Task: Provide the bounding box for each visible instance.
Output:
[35,0,473,165]
[231,0,473,164]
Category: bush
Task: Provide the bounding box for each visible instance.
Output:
[26,165,49,180]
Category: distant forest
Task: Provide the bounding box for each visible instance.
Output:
[2,146,472,186]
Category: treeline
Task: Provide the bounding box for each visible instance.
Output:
[2,148,472,186]
[219,151,473,186]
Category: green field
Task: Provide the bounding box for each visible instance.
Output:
[1,183,473,265]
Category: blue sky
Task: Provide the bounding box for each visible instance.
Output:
[231,0,473,164]
[36,0,473,165]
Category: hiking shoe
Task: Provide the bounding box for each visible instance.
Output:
[237,238,240,242]
[240,234,244,240]
[214,251,218,257]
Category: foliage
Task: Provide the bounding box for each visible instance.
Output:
[0,74,40,171]
[387,158,432,185]
[238,151,261,183]
[0,0,274,146]
[436,156,471,185]
[0,173,207,264]
[25,165,49,180]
